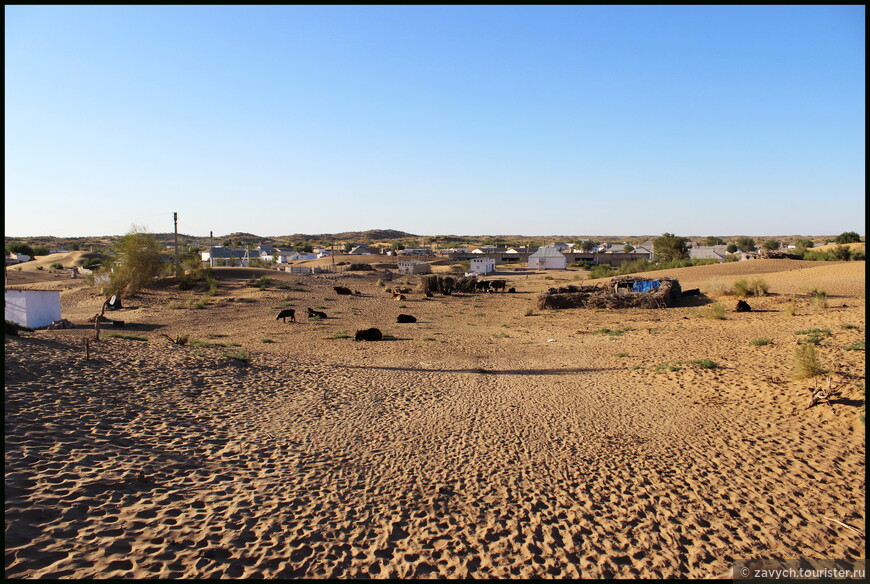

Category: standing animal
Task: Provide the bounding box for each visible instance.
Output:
[334,286,353,295]
[276,309,296,322]
[490,279,507,292]
[396,314,417,323]
[307,307,327,319]
[476,280,491,292]
[355,327,383,341]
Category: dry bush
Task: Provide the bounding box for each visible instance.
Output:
[793,344,827,379]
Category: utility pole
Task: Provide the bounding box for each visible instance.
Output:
[173,212,180,278]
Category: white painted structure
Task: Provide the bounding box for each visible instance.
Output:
[469,257,495,275]
[528,246,567,270]
[5,289,62,329]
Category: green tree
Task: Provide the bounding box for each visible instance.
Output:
[726,243,738,254]
[653,233,689,263]
[834,231,861,244]
[104,227,167,296]
[7,242,35,257]
[623,243,635,253]
[831,245,852,261]
[735,237,756,252]
[762,240,781,251]
[579,240,595,252]
[704,236,726,246]
[794,238,814,250]
[32,245,50,256]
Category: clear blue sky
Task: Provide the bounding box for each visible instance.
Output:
[5,5,865,238]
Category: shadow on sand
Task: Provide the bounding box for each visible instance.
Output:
[337,364,619,375]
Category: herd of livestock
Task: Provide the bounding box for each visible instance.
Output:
[274,278,515,341]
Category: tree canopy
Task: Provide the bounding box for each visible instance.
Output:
[104,227,167,296]
[834,231,861,244]
[653,233,689,263]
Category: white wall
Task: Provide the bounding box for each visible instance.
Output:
[5,289,62,328]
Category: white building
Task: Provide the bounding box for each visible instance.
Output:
[468,257,496,275]
[5,289,62,329]
[528,246,567,270]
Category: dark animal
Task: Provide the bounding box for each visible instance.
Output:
[334,286,353,295]
[476,280,491,292]
[735,300,752,312]
[397,314,417,323]
[490,280,507,292]
[392,293,406,301]
[395,287,412,294]
[276,308,296,322]
[507,287,516,293]
[682,288,701,296]
[425,291,434,298]
[307,307,327,319]
[355,327,383,341]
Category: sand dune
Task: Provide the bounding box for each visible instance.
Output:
[5,259,865,578]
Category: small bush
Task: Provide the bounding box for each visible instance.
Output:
[844,341,865,351]
[750,337,773,346]
[749,278,769,296]
[793,344,827,379]
[732,279,751,298]
[524,308,535,316]
[261,338,275,343]
[5,320,34,336]
[36,265,44,271]
[705,302,726,320]
[106,333,148,341]
[225,350,249,364]
[688,359,719,369]
[840,324,859,330]
[615,352,630,357]
[592,327,630,336]
[50,263,64,270]
[785,296,797,317]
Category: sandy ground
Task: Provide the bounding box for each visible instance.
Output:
[4,258,865,578]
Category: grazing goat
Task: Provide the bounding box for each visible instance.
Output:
[307,307,328,319]
[276,308,296,322]
[735,300,752,312]
[355,327,383,341]
[334,286,353,295]
[396,314,417,323]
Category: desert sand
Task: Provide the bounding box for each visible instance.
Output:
[5,257,865,578]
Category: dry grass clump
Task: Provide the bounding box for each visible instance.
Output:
[793,344,827,379]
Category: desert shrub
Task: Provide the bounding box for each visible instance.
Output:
[107,333,148,341]
[688,359,719,369]
[36,265,44,271]
[50,263,63,270]
[544,275,554,280]
[796,328,831,345]
[260,338,275,343]
[589,264,614,279]
[592,327,631,336]
[785,296,798,316]
[103,227,167,296]
[732,279,751,298]
[705,302,726,320]
[224,350,249,364]
[750,337,773,346]
[655,362,681,373]
[748,278,769,296]
[809,289,828,310]
[615,352,630,357]
[523,308,535,316]
[844,341,865,351]
[840,324,859,330]
[5,320,34,335]
[191,298,209,309]
[793,344,827,379]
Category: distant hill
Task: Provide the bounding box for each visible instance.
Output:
[278,229,418,241]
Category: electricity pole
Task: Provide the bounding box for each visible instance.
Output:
[173,212,180,278]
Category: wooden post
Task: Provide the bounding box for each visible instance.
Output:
[94,315,101,341]
[84,338,90,360]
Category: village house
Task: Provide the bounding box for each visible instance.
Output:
[528,246,568,270]
[468,257,496,275]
